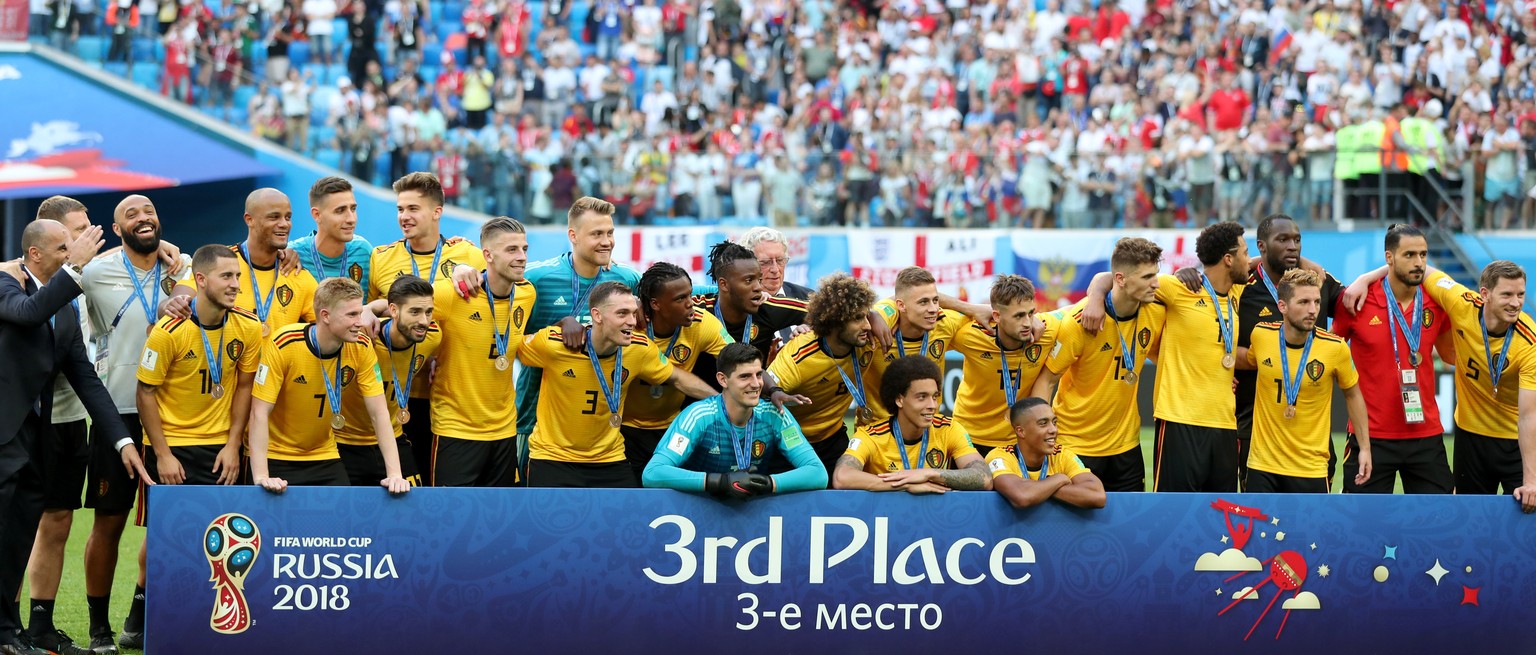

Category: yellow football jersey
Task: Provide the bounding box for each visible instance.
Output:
[1245,323,1358,478]
[767,331,880,442]
[367,237,487,301]
[1047,299,1167,457]
[519,327,675,463]
[337,321,443,446]
[985,443,1092,480]
[253,324,385,461]
[622,308,733,430]
[1423,270,1536,439]
[1152,274,1245,429]
[136,307,264,447]
[429,279,536,441]
[845,415,977,474]
[949,315,1060,448]
[861,299,971,425]
[177,245,318,334]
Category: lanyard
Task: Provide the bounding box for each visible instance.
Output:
[891,418,930,470]
[238,242,277,324]
[1279,328,1315,410]
[1015,449,1049,481]
[1201,274,1236,359]
[716,297,753,343]
[568,255,593,318]
[381,319,419,411]
[586,328,623,417]
[648,323,683,364]
[483,273,514,358]
[1105,294,1140,372]
[114,254,161,329]
[192,299,227,390]
[998,337,1019,406]
[823,338,868,410]
[1480,311,1515,393]
[308,239,342,281]
[410,236,446,285]
[722,396,756,472]
[312,326,344,416]
[1381,278,1423,367]
[23,267,74,328]
[896,329,929,358]
[1257,264,1280,302]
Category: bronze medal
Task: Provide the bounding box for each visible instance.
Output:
[398,408,410,425]
[1123,370,1137,385]
[1410,351,1421,367]
[331,413,345,430]
[1284,405,1296,420]
[609,414,621,428]
[858,406,874,422]
[1221,354,1235,369]
[650,384,664,399]
[261,323,271,337]
[495,355,510,371]
[210,384,225,400]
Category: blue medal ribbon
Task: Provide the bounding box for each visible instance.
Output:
[113,253,161,329]
[312,326,345,418]
[567,255,594,318]
[823,337,868,412]
[891,417,931,470]
[722,396,756,472]
[1381,278,1423,367]
[1015,449,1049,481]
[192,299,225,392]
[587,328,624,419]
[382,319,419,413]
[998,337,1019,406]
[1201,274,1236,360]
[1479,311,1515,393]
[308,240,341,281]
[716,297,753,343]
[1257,265,1280,302]
[1105,294,1140,374]
[1279,327,1315,411]
[896,329,930,359]
[238,242,277,325]
[410,237,446,285]
[648,324,683,364]
[484,272,514,360]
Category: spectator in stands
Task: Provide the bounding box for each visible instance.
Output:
[387,0,423,66]
[208,27,242,121]
[264,5,297,83]
[346,0,380,87]
[104,0,138,69]
[279,68,315,153]
[462,55,494,130]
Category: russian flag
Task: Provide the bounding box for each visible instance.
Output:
[1269,27,1292,66]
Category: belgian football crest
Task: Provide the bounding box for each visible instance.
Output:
[514,306,526,329]
[928,340,945,359]
[1025,344,1043,363]
[226,340,245,362]
[348,263,363,282]
[275,285,294,307]
[340,365,356,387]
[1138,328,1152,348]
[925,449,946,468]
[1305,360,1325,382]
[671,344,693,363]
[161,275,178,295]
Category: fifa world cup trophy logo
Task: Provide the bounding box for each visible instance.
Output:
[205,513,261,634]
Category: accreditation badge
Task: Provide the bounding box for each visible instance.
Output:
[1400,368,1425,424]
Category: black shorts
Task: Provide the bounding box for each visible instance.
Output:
[1080,446,1145,493]
[1453,425,1521,495]
[526,459,635,488]
[1245,469,1328,494]
[39,419,88,511]
[135,444,226,526]
[621,426,667,481]
[1342,432,1452,494]
[338,437,420,488]
[971,443,996,459]
[809,426,850,474]
[268,459,349,486]
[1153,419,1239,493]
[403,397,433,485]
[86,413,143,513]
[432,435,518,487]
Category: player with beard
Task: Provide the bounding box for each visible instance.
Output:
[691,242,809,395]
[336,276,439,487]
[1245,269,1371,493]
[833,356,988,493]
[519,282,718,488]
[427,218,534,487]
[765,274,879,471]
[619,263,733,481]
[289,176,373,285]
[949,275,1059,458]
[1334,224,1454,494]
[987,398,1106,509]
[173,189,319,337]
[642,343,827,496]
[249,278,409,494]
[515,198,642,453]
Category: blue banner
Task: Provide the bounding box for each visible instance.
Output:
[148,487,1536,654]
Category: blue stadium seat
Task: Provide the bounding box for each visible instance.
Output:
[131,66,159,90]
[289,41,311,69]
[233,84,258,108]
[434,20,457,43]
[75,35,105,61]
[422,42,443,65]
[130,36,156,62]
[443,1,464,21]
[101,61,127,77]
[316,148,343,170]
[645,65,674,91]
[228,107,249,126]
[567,1,590,35]
[313,125,337,147]
[407,151,431,173]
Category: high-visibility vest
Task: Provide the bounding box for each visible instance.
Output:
[1400,117,1436,174]
[1381,116,1410,172]
[1356,121,1385,176]
[1334,125,1360,180]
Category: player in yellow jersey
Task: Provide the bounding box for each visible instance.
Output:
[136,245,262,500]
[949,275,1058,456]
[765,273,879,471]
[620,262,733,480]
[1353,260,1536,496]
[520,281,717,487]
[861,267,973,426]
[1245,269,1372,493]
[366,172,486,478]
[1083,221,1250,492]
[171,189,318,337]
[987,398,1105,509]
[1031,238,1166,492]
[249,279,409,494]
[833,357,988,493]
[336,276,440,487]
[427,218,535,487]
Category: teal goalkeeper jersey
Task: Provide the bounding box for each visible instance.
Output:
[289,234,374,290]
[642,397,828,494]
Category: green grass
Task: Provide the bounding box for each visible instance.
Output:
[26,513,145,652]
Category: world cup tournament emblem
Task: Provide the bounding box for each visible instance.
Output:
[205,513,261,634]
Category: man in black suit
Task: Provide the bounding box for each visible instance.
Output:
[0,220,150,655]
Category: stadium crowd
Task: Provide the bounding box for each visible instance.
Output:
[26,0,1536,229]
[0,173,1533,655]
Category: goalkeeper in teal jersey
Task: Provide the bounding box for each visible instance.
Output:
[644,343,828,497]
